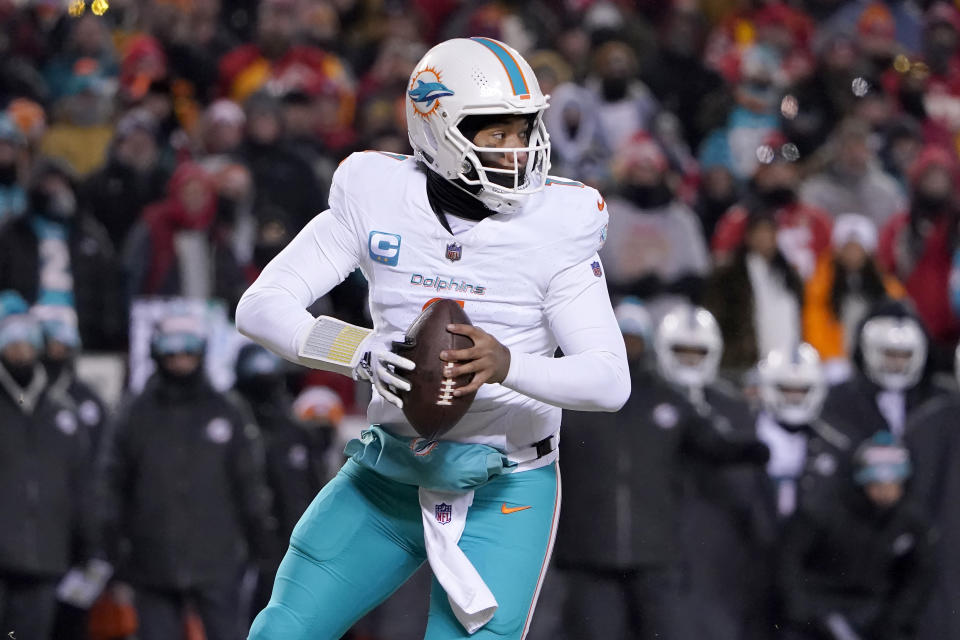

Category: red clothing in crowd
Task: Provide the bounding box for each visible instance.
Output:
[217,44,350,105]
[878,212,960,344]
[711,202,833,281]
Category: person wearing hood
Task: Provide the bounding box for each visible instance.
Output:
[0,290,93,640]
[804,213,906,383]
[799,117,906,227]
[82,108,169,250]
[555,299,768,640]
[97,312,274,640]
[601,134,710,325]
[777,433,935,640]
[878,145,960,370]
[0,156,125,350]
[821,300,948,444]
[124,161,246,307]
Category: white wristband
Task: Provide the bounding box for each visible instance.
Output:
[296,316,374,377]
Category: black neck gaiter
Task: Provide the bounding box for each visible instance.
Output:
[424,166,495,231]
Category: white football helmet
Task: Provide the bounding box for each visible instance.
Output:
[860,316,927,391]
[654,305,723,388]
[758,343,827,426]
[405,37,551,213]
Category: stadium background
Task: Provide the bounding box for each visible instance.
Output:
[1,0,960,638]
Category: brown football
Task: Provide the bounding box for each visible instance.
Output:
[393,299,477,440]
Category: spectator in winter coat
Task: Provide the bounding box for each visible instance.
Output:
[878,145,960,369]
[237,92,326,234]
[804,213,905,382]
[711,143,833,281]
[601,134,711,325]
[82,108,169,251]
[704,208,805,374]
[97,312,274,640]
[698,44,783,183]
[124,161,246,306]
[799,118,906,227]
[585,40,659,160]
[0,156,125,350]
[216,0,352,106]
[822,301,948,444]
[555,300,769,640]
[778,433,935,640]
[0,291,93,640]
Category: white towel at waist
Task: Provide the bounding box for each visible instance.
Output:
[419,488,497,634]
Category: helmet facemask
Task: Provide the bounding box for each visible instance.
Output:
[861,317,927,391]
[444,110,551,209]
[654,306,723,389]
[758,345,827,427]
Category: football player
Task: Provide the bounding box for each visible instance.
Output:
[237,38,630,640]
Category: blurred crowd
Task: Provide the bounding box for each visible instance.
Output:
[3,0,960,639]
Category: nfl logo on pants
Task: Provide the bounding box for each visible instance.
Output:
[435,502,452,524]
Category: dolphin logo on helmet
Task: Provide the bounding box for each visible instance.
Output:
[408,80,455,105]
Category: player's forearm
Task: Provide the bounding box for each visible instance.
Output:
[508,257,630,411]
[236,283,316,363]
[501,348,630,411]
[237,212,358,364]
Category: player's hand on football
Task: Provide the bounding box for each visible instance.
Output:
[441,324,511,396]
[356,349,415,409]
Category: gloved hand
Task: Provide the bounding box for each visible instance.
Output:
[355,346,415,409]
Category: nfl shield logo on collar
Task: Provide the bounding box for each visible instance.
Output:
[445,242,462,262]
[591,260,602,277]
[435,502,452,524]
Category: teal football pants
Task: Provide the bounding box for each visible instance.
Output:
[247,458,560,640]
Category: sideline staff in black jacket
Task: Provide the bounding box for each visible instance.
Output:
[556,300,769,640]
[778,433,935,640]
[98,312,273,640]
[0,291,91,640]
[904,385,960,640]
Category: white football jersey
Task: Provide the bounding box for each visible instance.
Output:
[328,151,609,451]
[237,150,628,461]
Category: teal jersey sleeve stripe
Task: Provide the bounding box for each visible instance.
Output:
[470,37,530,96]
[545,177,584,187]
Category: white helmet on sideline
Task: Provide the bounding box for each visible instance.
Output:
[860,316,927,391]
[654,305,723,388]
[405,38,551,213]
[758,343,827,426]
